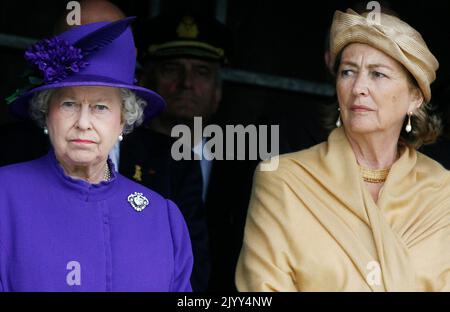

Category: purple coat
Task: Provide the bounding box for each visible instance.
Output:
[0,151,193,292]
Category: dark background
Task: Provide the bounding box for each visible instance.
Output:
[1,0,450,135]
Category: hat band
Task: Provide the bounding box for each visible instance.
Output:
[148,40,224,58]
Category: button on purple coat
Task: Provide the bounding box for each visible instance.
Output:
[0,151,193,292]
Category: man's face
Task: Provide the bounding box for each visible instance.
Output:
[150,58,222,123]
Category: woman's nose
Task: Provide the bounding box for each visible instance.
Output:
[75,105,92,130]
[352,73,369,96]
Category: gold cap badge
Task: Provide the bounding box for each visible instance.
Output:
[176,16,199,39]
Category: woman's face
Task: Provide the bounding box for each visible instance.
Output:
[46,86,124,168]
[336,43,423,137]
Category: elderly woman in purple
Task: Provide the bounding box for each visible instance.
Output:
[0,18,193,291]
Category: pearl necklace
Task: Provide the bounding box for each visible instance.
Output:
[104,164,111,181]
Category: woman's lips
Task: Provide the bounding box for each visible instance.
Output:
[71,139,96,144]
[350,105,373,112]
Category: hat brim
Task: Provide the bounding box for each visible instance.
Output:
[147,41,225,62]
[9,74,165,123]
[150,47,223,62]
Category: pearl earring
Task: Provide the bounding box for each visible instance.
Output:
[405,112,412,133]
[118,134,123,142]
[336,108,341,128]
[43,127,48,135]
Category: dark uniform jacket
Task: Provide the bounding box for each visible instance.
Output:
[119,126,210,292]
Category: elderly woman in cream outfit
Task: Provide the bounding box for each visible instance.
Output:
[236,9,450,291]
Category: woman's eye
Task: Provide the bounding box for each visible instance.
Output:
[372,71,387,78]
[62,101,75,107]
[60,101,78,112]
[94,104,109,112]
[340,69,354,77]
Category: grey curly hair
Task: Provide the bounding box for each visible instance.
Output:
[29,88,148,134]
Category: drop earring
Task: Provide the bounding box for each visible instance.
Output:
[118,133,123,142]
[43,127,48,135]
[336,108,342,128]
[405,112,412,133]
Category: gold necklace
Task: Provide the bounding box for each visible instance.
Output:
[359,166,389,183]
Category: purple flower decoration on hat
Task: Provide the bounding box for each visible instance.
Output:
[24,37,89,84]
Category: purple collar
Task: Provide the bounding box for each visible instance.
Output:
[46,150,119,202]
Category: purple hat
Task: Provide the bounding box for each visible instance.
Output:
[7,17,165,121]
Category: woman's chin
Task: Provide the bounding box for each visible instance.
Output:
[344,122,378,135]
[64,150,100,166]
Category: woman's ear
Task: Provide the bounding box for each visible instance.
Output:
[409,87,424,112]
